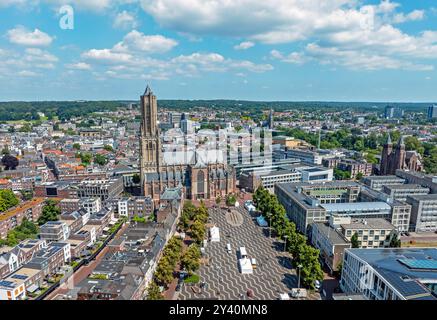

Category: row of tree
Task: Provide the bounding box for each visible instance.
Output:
[179,201,208,244]
[0,189,19,212]
[76,152,108,166]
[253,186,323,289]
[37,200,61,225]
[0,218,39,247]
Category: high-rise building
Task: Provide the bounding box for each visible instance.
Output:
[139,86,162,193]
[384,106,404,119]
[428,105,437,120]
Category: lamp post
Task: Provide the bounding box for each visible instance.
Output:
[297,264,303,289]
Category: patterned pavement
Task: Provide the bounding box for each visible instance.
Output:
[179,206,320,300]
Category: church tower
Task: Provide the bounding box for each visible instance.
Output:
[380,133,393,175]
[393,136,406,172]
[140,85,161,195]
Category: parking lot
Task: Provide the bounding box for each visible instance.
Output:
[178,205,320,300]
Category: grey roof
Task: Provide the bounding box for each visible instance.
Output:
[407,194,437,201]
[322,202,391,213]
[313,222,350,245]
[347,248,437,300]
[341,218,395,230]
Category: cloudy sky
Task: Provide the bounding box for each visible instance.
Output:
[1,0,437,102]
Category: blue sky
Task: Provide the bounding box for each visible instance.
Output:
[0,0,437,102]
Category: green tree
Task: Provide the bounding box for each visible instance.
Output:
[225,194,237,206]
[154,257,174,286]
[181,244,201,274]
[103,145,114,152]
[297,245,324,289]
[351,232,359,248]
[38,200,60,225]
[147,281,164,300]
[190,220,206,244]
[0,189,19,212]
[355,172,364,181]
[79,152,92,166]
[334,168,351,180]
[94,154,108,166]
[215,196,222,207]
[72,143,81,150]
[389,233,401,248]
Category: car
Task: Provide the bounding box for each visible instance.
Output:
[314,280,322,292]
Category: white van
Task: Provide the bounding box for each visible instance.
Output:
[239,247,248,259]
[226,243,232,253]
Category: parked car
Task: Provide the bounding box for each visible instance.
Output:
[315,280,322,292]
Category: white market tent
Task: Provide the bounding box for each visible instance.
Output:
[239,258,253,274]
[210,226,220,242]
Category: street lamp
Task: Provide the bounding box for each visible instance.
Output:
[283,235,289,253]
[297,264,303,289]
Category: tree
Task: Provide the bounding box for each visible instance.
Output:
[225,194,237,207]
[94,154,108,166]
[72,143,81,150]
[334,168,351,180]
[0,189,19,211]
[154,257,174,286]
[103,145,114,152]
[190,220,206,244]
[389,233,401,248]
[132,173,141,184]
[1,154,19,170]
[355,172,364,181]
[215,196,222,207]
[181,244,201,274]
[147,281,164,300]
[297,245,324,289]
[38,200,60,225]
[79,152,92,166]
[351,232,360,248]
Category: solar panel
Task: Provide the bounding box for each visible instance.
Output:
[11,274,28,280]
[399,258,437,271]
[0,280,16,288]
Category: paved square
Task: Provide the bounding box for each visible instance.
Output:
[179,206,316,300]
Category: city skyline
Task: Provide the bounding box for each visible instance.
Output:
[1,0,437,102]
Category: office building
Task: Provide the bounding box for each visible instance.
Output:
[362,175,406,192]
[428,105,437,120]
[340,248,437,300]
[407,194,437,232]
[382,184,430,201]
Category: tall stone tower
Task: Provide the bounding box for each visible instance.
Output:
[393,136,406,171]
[380,133,392,175]
[140,85,161,195]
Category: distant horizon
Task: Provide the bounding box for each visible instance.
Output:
[0,99,436,105]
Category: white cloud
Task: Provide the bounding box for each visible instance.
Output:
[18,70,39,77]
[234,41,254,50]
[66,62,92,70]
[140,0,437,71]
[113,11,139,30]
[113,30,178,53]
[392,10,425,24]
[6,26,53,47]
[82,49,133,64]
